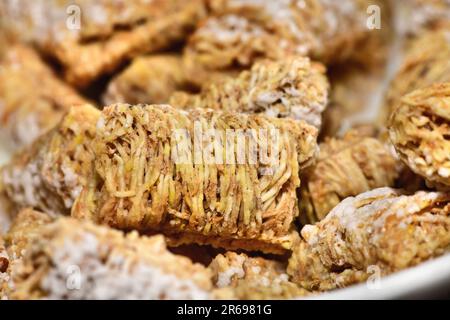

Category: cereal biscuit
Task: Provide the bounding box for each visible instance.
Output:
[389,83,450,188]
[300,130,399,223]
[1,104,100,216]
[73,103,318,253]
[288,188,450,291]
[0,45,90,150]
[9,217,212,299]
[0,0,206,86]
[171,57,329,129]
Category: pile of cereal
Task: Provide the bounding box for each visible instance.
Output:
[0,0,449,300]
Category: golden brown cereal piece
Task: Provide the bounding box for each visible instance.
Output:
[210,252,310,299]
[1,0,186,41]
[73,1,175,40]
[183,0,374,83]
[3,209,53,259]
[181,14,294,88]
[171,57,329,129]
[9,217,212,300]
[0,0,206,87]
[299,131,399,224]
[103,55,187,105]
[389,83,450,188]
[73,104,318,254]
[0,209,53,299]
[1,104,100,216]
[288,188,450,291]
[382,30,450,123]
[0,44,90,150]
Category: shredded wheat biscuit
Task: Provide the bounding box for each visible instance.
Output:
[389,83,450,188]
[1,104,100,216]
[171,57,329,129]
[73,103,318,253]
[288,188,450,291]
[9,216,212,300]
[382,30,450,123]
[300,130,400,224]
[0,0,206,87]
[183,0,376,85]
[0,209,53,299]
[0,45,90,150]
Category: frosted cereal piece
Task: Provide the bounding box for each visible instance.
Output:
[171,57,329,129]
[103,55,187,105]
[1,0,186,40]
[0,0,205,87]
[210,252,310,299]
[183,0,375,84]
[1,104,100,216]
[73,103,318,254]
[288,188,450,291]
[0,209,53,300]
[181,14,293,88]
[4,209,53,259]
[382,30,450,123]
[383,31,450,188]
[9,217,212,300]
[206,0,373,63]
[389,83,450,188]
[299,130,399,224]
[0,45,90,150]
